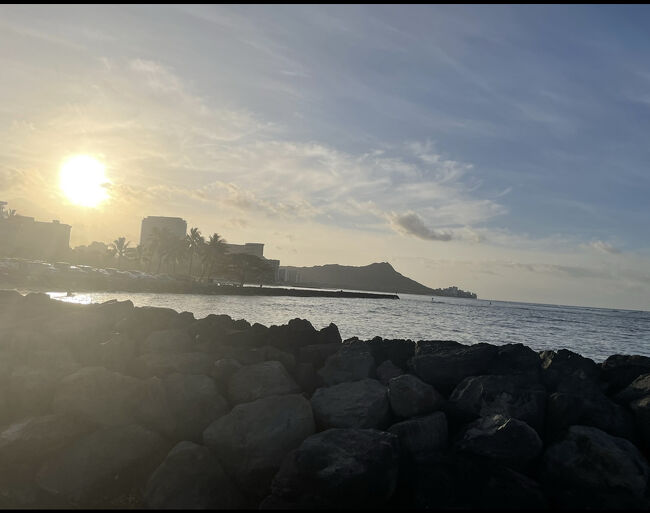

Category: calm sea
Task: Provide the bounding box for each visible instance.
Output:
[47,289,650,362]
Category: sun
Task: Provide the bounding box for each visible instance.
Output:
[59,155,110,207]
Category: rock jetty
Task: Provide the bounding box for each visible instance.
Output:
[0,289,649,509]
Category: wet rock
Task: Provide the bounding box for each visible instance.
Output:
[227,361,300,405]
[388,374,444,418]
[601,354,650,394]
[448,374,547,433]
[134,352,214,378]
[408,341,497,394]
[456,414,543,470]
[140,329,193,355]
[388,411,448,461]
[542,425,650,503]
[317,347,375,386]
[144,441,246,509]
[35,424,168,506]
[377,359,404,385]
[211,358,242,387]
[546,391,636,442]
[310,379,390,430]
[163,373,228,442]
[266,428,399,509]
[203,393,315,496]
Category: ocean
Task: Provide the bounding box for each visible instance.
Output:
[47,290,650,362]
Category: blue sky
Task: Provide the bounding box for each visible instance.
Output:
[1,5,649,309]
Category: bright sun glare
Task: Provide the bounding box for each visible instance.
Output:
[59,155,110,207]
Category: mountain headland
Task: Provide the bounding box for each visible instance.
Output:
[283,262,477,298]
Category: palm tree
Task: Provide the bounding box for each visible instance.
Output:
[228,253,273,286]
[202,233,228,282]
[163,236,188,274]
[109,237,130,269]
[186,227,204,279]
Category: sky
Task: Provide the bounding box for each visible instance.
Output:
[1,5,649,311]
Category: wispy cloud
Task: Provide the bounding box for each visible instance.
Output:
[388,211,453,241]
[589,240,622,254]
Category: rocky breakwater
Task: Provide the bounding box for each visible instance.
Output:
[0,290,649,509]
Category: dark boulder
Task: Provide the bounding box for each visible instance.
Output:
[96,333,138,375]
[293,363,320,396]
[542,425,650,507]
[388,374,444,418]
[317,323,342,345]
[377,359,404,385]
[388,411,448,461]
[539,349,601,393]
[140,329,193,355]
[630,396,650,448]
[226,361,300,405]
[615,373,650,404]
[133,352,214,378]
[162,373,229,442]
[203,393,315,496]
[266,428,400,509]
[297,343,341,369]
[601,354,650,394]
[317,347,375,386]
[211,358,242,387]
[448,374,547,434]
[35,424,168,506]
[455,414,543,470]
[144,441,246,509]
[368,337,416,369]
[311,379,390,430]
[115,306,181,343]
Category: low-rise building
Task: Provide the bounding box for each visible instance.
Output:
[0,214,71,260]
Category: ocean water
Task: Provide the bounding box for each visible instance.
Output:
[47,290,650,362]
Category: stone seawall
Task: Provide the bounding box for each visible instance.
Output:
[0,290,649,509]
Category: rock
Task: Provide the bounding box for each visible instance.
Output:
[115,306,181,342]
[266,319,319,353]
[630,396,650,447]
[0,414,95,472]
[542,425,650,503]
[388,374,444,418]
[140,329,193,354]
[293,363,319,396]
[489,344,542,382]
[163,373,228,442]
[8,366,61,418]
[615,373,650,404]
[203,394,315,495]
[134,352,214,378]
[377,360,404,385]
[539,349,601,392]
[601,354,650,393]
[297,343,341,369]
[408,341,497,394]
[388,411,448,461]
[52,367,141,426]
[188,314,234,346]
[91,299,134,326]
[368,338,416,369]
[546,391,636,442]
[310,379,390,430]
[211,358,242,386]
[144,441,246,509]
[133,377,177,438]
[96,333,137,374]
[35,424,168,505]
[317,348,375,386]
[448,375,547,433]
[267,428,400,509]
[261,346,296,373]
[317,323,342,345]
[227,361,300,405]
[456,414,543,470]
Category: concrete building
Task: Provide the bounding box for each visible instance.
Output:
[0,214,71,260]
[224,242,265,258]
[278,266,301,284]
[140,216,187,246]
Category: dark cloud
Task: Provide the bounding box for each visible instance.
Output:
[389,211,453,241]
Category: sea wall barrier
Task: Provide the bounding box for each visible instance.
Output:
[0,290,649,508]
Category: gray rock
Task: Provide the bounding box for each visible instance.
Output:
[317,349,375,386]
[539,349,600,392]
[133,377,177,438]
[456,414,543,469]
[388,411,448,461]
[377,360,403,385]
[35,424,168,505]
[601,354,650,393]
[543,425,649,498]
[144,441,246,509]
[388,374,444,418]
[267,428,400,509]
[203,393,315,495]
[163,373,228,442]
[310,379,390,430]
[449,374,546,433]
[96,333,137,374]
[298,343,341,369]
[115,306,181,342]
[227,361,300,405]
[293,363,319,396]
[141,329,193,355]
[8,366,61,418]
[616,373,650,404]
[630,395,650,447]
[134,352,213,378]
[211,358,242,386]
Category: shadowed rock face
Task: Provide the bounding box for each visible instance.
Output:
[226,361,300,405]
[388,374,445,419]
[388,411,448,461]
[265,428,400,509]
